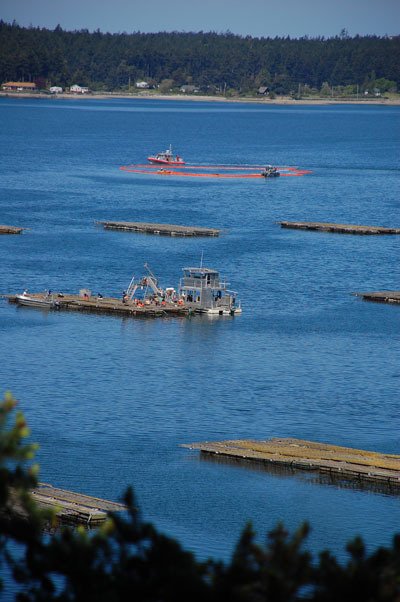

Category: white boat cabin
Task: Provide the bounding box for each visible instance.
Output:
[179,267,241,315]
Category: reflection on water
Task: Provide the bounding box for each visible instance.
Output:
[196,452,400,498]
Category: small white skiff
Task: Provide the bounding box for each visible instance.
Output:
[15,292,60,309]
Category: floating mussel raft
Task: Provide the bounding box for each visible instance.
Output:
[98,220,220,237]
[30,483,126,525]
[182,438,400,491]
[278,221,400,235]
[7,292,189,317]
[0,224,25,234]
[354,291,400,305]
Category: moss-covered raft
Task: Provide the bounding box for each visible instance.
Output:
[278,221,400,235]
[98,220,220,237]
[0,224,25,234]
[183,438,400,490]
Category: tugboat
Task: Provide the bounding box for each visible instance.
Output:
[261,165,280,177]
[178,267,242,315]
[148,145,185,166]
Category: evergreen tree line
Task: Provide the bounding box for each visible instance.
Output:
[1,392,400,601]
[0,20,399,95]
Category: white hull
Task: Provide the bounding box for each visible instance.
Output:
[16,295,58,309]
[148,157,185,166]
[197,306,242,315]
[147,146,185,165]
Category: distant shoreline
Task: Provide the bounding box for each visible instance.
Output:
[1,91,399,106]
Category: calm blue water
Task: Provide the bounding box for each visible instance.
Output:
[0,97,399,563]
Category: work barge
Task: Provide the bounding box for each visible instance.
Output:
[7,292,189,317]
[98,220,220,237]
[183,438,400,491]
[31,483,126,525]
[7,263,242,317]
[278,221,400,235]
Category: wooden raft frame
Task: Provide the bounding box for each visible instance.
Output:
[278,221,400,235]
[0,224,25,234]
[355,291,400,304]
[7,293,189,318]
[98,220,220,237]
[31,483,127,525]
[183,438,400,490]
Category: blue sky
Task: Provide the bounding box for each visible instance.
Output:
[1,0,399,38]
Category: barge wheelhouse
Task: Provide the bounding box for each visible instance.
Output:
[178,267,241,315]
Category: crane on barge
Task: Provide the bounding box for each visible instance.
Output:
[126,263,165,300]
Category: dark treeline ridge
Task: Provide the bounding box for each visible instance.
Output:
[0,20,399,95]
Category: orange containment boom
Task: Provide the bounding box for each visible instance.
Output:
[120,163,312,179]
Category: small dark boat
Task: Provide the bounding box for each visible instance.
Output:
[261,165,280,177]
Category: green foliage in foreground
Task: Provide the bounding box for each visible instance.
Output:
[1,393,399,601]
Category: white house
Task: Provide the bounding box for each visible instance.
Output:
[135,81,149,89]
[49,86,63,94]
[70,84,89,94]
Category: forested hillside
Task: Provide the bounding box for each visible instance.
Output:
[0,21,399,95]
